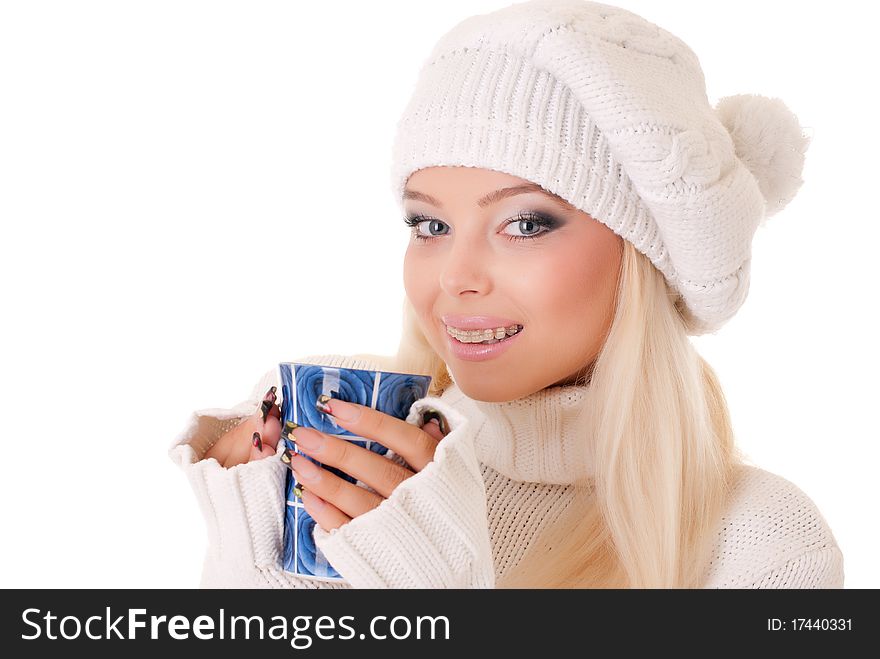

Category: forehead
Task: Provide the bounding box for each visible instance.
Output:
[404,166,574,212]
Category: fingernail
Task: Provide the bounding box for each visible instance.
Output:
[260,399,272,422]
[302,489,323,508]
[291,453,320,480]
[281,448,295,464]
[323,397,361,422]
[263,386,277,403]
[293,484,305,499]
[291,427,321,450]
[315,394,333,415]
[252,431,262,451]
[421,408,449,435]
[283,421,300,441]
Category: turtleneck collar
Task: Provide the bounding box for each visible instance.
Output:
[438,381,595,485]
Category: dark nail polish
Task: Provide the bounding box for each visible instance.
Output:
[281,448,295,464]
[315,394,333,415]
[260,399,273,422]
[293,484,305,498]
[252,432,262,450]
[283,420,300,441]
[421,408,450,436]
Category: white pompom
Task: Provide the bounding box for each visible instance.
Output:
[715,94,811,218]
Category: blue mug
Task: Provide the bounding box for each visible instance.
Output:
[277,362,432,581]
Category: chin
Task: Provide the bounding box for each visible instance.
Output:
[450,374,531,403]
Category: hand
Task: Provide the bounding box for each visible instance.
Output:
[284,397,449,533]
[203,386,283,468]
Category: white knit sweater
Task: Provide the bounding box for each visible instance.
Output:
[168,353,844,588]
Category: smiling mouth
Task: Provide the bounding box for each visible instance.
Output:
[445,324,524,344]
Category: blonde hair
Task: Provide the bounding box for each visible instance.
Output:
[356,240,745,588]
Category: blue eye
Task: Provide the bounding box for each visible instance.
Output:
[402,211,558,243]
[403,214,448,242]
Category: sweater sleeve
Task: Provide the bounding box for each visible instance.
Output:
[312,395,495,588]
[168,359,352,589]
[168,353,389,588]
[168,353,495,588]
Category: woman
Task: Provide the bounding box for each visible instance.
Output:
[168,0,843,588]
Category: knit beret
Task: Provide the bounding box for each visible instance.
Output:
[389,0,810,335]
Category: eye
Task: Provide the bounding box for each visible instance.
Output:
[402,213,449,242]
[402,211,558,244]
[502,211,556,242]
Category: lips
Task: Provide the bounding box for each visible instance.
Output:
[444,322,524,362]
[440,314,522,330]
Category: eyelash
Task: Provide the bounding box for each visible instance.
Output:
[402,211,558,244]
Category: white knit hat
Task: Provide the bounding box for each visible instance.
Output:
[389,0,811,335]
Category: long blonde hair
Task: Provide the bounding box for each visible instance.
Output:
[356,240,745,588]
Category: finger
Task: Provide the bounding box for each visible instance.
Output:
[218,414,260,469]
[248,431,275,461]
[421,418,445,442]
[316,397,440,472]
[259,398,282,424]
[248,432,263,461]
[288,451,385,518]
[205,387,282,467]
[260,385,278,421]
[204,414,249,466]
[261,407,282,450]
[301,489,351,533]
[290,427,415,498]
[231,400,281,464]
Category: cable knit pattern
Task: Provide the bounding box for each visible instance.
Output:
[388,0,812,336]
[169,352,844,588]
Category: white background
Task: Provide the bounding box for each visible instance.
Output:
[1,0,876,588]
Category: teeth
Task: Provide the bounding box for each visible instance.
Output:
[446,324,522,343]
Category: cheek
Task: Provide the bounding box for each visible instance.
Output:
[403,248,435,315]
[402,249,422,299]
[532,245,616,328]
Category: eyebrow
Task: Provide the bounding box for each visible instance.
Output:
[403,182,573,211]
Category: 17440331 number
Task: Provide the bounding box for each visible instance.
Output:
[768,619,853,631]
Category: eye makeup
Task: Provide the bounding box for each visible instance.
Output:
[403,209,562,244]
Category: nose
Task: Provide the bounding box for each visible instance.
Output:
[438,234,493,298]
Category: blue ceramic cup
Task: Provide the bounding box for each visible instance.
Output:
[277,362,432,581]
